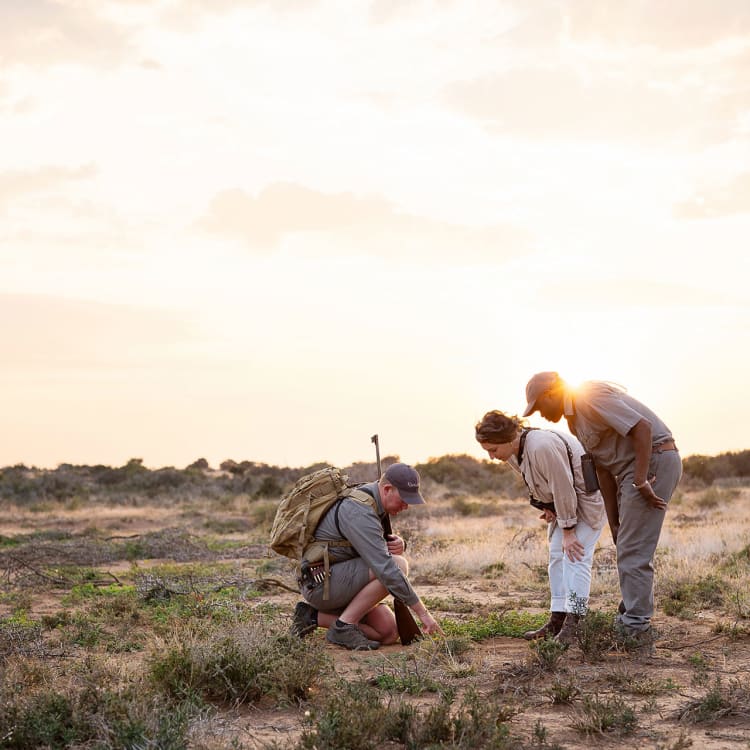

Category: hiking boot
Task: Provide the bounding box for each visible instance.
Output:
[616,624,656,655]
[291,602,317,638]
[523,611,566,641]
[554,613,582,647]
[326,621,380,651]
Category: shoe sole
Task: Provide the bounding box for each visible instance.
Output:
[325,635,380,651]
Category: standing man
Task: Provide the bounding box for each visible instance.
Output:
[522,372,682,637]
[291,463,443,650]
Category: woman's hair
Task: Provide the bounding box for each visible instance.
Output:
[474,410,525,444]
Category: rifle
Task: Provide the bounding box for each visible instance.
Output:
[371,434,422,646]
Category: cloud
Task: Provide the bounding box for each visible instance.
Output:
[442,65,744,146]
[158,0,318,27]
[468,3,750,145]
[538,279,737,309]
[564,0,750,51]
[184,0,317,9]
[674,171,750,219]
[1,294,195,369]
[197,184,394,246]
[499,0,750,52]
[196,182,529,262]
[1,1,133,68]
[368,0,455,24]
[0,164,97,209]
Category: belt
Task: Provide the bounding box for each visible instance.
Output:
[652,440,677,453]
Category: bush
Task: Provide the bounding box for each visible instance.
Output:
[149,624,330,705]
[660,575,725,618]
[0,679,195,750]
[416,454,525,497]
[677,677,750,724]
[576,609,618,660]
[297,684,516,750]
[572,694,637,736]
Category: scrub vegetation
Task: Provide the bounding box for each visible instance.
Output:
[1,453,749,748]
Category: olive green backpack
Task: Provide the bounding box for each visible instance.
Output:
[269,466,377,596]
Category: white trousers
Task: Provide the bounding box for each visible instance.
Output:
[548,520,601,613]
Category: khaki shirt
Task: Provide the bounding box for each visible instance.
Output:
[313,481,419,607]
[564,381,674,478]
[508,429,605,531]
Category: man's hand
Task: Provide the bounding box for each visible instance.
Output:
[636,480,668,510]
[539,509,556,523]
[386,534,406,556]
[562,528,584,561]
[412,601,445,636]
[419,612,444,636]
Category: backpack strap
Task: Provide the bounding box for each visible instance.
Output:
[313,488,379,600]
[333,488,379,537]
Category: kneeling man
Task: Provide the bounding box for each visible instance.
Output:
[291,463,443,650]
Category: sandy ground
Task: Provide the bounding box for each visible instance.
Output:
[2,499,750,750]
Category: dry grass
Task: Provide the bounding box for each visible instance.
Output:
[1,483,750,749]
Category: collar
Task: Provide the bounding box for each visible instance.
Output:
[517,428,536,465]
[359,481,386,516]
[563,391,575,417]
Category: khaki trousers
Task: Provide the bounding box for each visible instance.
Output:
[616,449,683,632]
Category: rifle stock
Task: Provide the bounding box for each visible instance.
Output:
[371,434,422,646]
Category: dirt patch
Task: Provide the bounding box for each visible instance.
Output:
[2,496,750,749]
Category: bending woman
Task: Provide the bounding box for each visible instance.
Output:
[475,410,606,643]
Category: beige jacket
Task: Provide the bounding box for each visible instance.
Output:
[508,429,605,531]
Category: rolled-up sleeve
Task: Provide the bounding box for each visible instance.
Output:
[579,387,643,438]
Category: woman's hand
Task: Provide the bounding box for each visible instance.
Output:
[562,528,584,561]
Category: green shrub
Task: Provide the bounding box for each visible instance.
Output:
[451,494,484,516]
[371,650,441,696]
[441,610,547,641]
[577,609,618,660]
[297,684,515,750]
[0,685,195,750]
[660,575,725,618]
[529,638,567,671]
[421,595,477,614]
[298,681,392,750]
[0,692,85,749]
[149,624,330,705]
[481,562,507,579]
[546,676,580,704]
[573,694,637,736]
[677,677,750,724]
[415,454,525,497]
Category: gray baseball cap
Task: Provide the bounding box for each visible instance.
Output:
[383,463,425,505]
[522,371,560,416]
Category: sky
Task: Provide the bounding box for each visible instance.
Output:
[1,0,749,470]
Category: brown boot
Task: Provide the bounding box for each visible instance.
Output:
[555,613,582,646]
[523,611,566,641]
